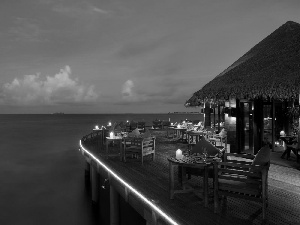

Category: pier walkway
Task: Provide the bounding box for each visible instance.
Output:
[80,130,300,225]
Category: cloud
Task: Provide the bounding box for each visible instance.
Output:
[118,77,192,106]
[0,66,98,106]
[121,79,148,103]
[52,2,110,16]
[122,80,134,97]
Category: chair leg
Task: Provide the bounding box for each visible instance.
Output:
[262,199,267,222]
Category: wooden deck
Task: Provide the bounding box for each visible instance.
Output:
[81,130,300,225]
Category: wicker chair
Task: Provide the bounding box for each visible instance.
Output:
[213,145,271,222]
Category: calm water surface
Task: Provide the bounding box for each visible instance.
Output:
[0,114,203,225]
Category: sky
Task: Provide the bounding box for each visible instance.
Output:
[0,0,300,114]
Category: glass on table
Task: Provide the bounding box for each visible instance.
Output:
[183,148,191,157]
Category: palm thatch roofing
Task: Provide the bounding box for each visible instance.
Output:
[186,21,300,107]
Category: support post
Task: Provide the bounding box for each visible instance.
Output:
[110,179,119,225]
[298,94,300,153]
[85,160,90,186]
[218,105,221,132]
[91,164,99,204]
[204,102,211,128]
[272,100,275,152]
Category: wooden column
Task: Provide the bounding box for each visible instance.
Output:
[91,164,99,204]
[218,105,221,132]
[253,98,264,154]
[204,102,211,128]
[298,94,300,151]
[213,107,216,128]
[272,100,275,152]
[226,98,237,153]
[110,183,120,225]
[236,99,242,152]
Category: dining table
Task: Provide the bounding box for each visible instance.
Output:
[279,135,299,162]
[167,155,221,207]
[280,135,297,144]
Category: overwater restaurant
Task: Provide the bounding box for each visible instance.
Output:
[185,21,300,155]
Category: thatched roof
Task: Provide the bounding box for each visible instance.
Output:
[186,21,300,107]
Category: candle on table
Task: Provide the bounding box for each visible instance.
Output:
[176,149,183,159]
[110,132,114,138]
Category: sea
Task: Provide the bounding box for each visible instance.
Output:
[0,113,203,225]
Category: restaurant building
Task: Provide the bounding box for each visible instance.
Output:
[185,21,300,154]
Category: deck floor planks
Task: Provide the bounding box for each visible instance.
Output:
[83,130,300,225]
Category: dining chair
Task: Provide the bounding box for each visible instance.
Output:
[213,145,271,222]
[123,136,155,165]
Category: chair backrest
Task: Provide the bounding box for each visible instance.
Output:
[142,137,155,149]
[137,121,146,130]
[250,145,271,173]
[127,137,155,149]
[114,125,123,135]
[152,120,162,129]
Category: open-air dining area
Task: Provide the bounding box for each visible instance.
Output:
[80,120,300,225]
[78,21,300,225]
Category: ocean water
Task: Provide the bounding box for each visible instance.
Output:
[0,114,203,225]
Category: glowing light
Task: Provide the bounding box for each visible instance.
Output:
[95,125,99,130]
[110,132,114,138]
[79,140,179,225]
[176,149,183,159]
[108,122,112,126]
